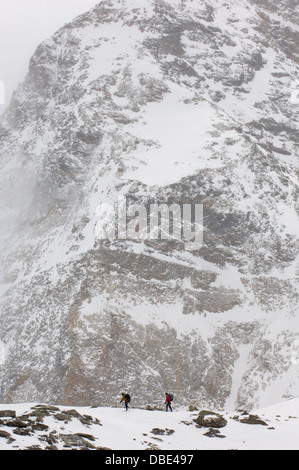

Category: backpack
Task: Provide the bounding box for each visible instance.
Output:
[169,393,173,402]
[125,394,131,403]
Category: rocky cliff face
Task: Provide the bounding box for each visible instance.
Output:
[0,0,298,410]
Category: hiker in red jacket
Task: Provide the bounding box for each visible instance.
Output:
[165,393,173,412]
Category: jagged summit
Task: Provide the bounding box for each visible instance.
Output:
[0,0,298,409]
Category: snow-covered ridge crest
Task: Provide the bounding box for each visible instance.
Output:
[0,0,298,411]
[0,399,298,450]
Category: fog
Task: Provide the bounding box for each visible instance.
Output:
[0,1,104,290]
[0,0,100,115]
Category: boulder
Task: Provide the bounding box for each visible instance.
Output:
[193,410,227,429]
[0,410,16,418]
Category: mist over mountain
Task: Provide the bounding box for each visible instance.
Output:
[0,0,298,410]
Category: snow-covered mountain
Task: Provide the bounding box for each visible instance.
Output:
[0,0,298,411]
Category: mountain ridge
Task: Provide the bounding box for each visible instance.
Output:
[0,398,299,450]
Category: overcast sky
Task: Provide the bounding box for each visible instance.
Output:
[0,0,100,115]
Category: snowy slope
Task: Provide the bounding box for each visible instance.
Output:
[0,399,298,450]
[0,0,298,410]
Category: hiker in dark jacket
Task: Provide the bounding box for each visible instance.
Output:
[120,392,131,411]
[165,393,173,412]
